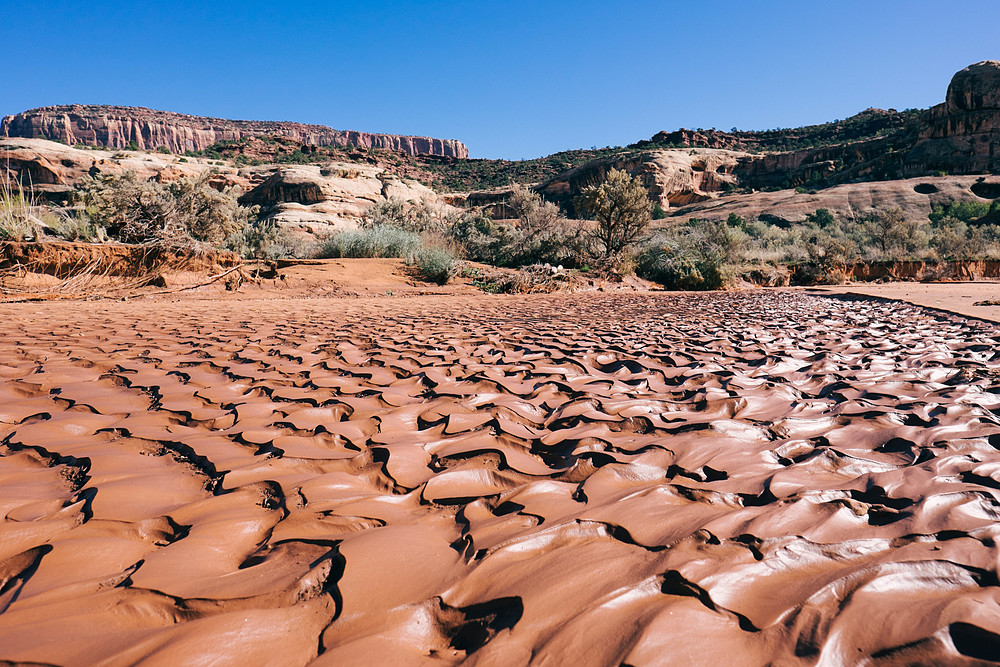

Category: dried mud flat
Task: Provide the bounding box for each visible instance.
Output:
[3,292,1000,665]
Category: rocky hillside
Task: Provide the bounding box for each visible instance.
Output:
[3,61,998,235]
[0,138,445,234]
[532,61,1000,218]
[0,105,468,158]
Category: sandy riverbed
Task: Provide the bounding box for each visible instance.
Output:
[2,290,1000,664]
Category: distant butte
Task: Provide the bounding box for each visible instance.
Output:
[0,104,469,158]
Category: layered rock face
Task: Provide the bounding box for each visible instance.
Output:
[0,105,469,158]
[238,164,447,232]
[539,149,747,214]
[907,60,1000,174]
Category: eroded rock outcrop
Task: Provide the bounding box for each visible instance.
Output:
[239,164,447,232]
[1,105,469,158]
[1,138,448,234]
[538,149,748,214]
[541,62,1000,217]
[906,60,1000,175]
[0,138,245,199]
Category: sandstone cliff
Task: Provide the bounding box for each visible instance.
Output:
[1,105,469,158]
[906,61,1000,175]
[238,164,446,233]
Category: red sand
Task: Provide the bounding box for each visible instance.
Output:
[2,291,1000,664]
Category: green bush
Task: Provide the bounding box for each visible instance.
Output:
[46,214,108,243]
[574,168,652,258]
[638,242,717,290]
[448,186,587,268]
[929,200,991,224]
[413,247,458,284]
[225,219,304,259]
[318,224,422,259]
[448,211,522,266]
[637,220,744,290]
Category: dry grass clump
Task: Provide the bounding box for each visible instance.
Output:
[0,177,43,241]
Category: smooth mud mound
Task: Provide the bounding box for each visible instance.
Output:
[2,292,1000,664]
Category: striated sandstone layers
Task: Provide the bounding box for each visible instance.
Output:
[3,292,1000,663]
[907,60,1000,175]
[0,105,469,158]
[238,164,448,232]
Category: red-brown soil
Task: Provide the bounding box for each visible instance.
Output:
[3,291,1000,664]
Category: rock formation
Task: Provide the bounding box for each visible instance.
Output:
[538,149,747,215]
[0,105,469,158]
[1,137,447,233]
[539,61,1000,216]
[238,164,447,232]
[906,60,1000,175]
[670,175,1000,224]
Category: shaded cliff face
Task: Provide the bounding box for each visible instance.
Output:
[0,105,469,159]
[906,60,1000,175]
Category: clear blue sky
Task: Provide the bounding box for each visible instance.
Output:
[2,1,997,159]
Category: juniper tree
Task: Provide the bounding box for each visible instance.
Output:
[574,168,652,258]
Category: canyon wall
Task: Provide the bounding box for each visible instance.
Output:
[0,105,469,158]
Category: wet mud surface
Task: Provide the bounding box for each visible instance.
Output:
[3,292,1000,664]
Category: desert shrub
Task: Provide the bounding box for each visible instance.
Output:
[638,240,715,290]
[413,247,458,284]
[574,168,653,258]
[318,225,422,259]
[448,211,522,266]
[46,214,108,243]
[806,208,836,227]
[448,191,586,268]
[507,183,588,266]
[362,198,454,234]
[225,219,304,259]
[860,207,930,259]
[637,220,746,290]
[929,200,991,224]
[155,146,171,154]
[77,171,257,245]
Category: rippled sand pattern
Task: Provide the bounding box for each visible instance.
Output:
[3,292,1000,665]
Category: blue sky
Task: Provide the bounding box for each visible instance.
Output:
[2,1,997,159]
